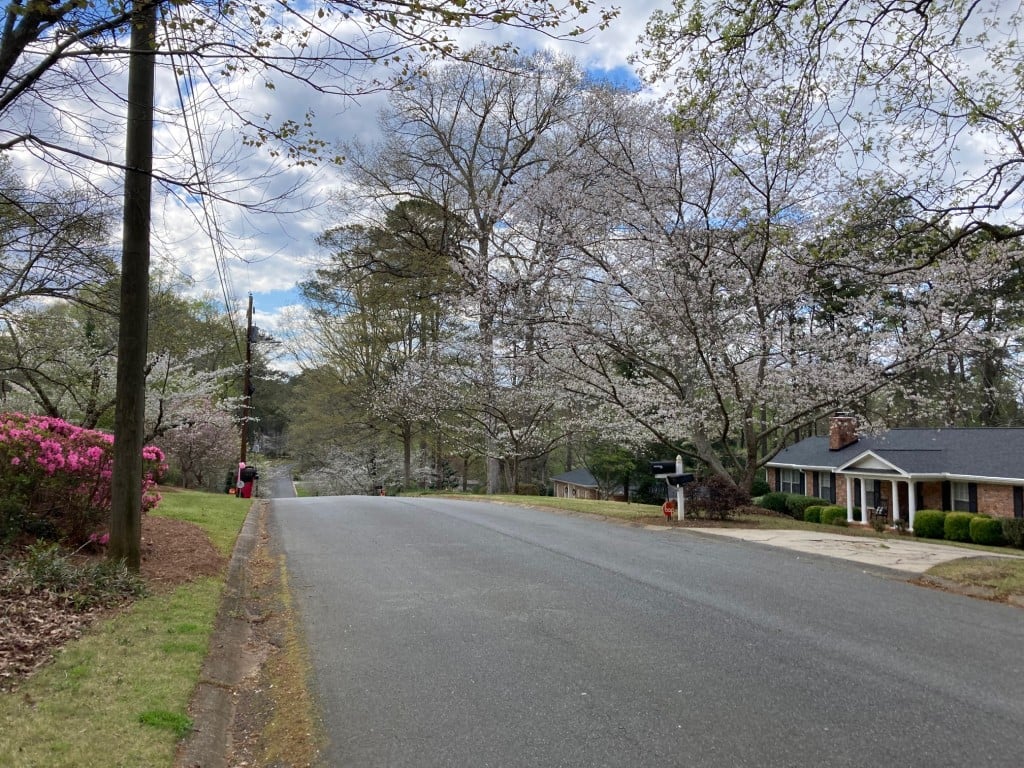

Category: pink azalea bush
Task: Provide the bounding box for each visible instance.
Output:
[0,412,166,544]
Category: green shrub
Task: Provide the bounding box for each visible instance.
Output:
[803,505,822,523]
[944,512,974,542]
[819,506,848,525]
[913,510,946,539]
[1002,519,1024,549]
[785,495,831,519]
[969,516,1005,546]
[3,542,147,610]
[759,492,790,514]
[751,479,771,497]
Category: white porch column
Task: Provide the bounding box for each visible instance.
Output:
[908,480,917,532]
[891,479,901,525]
[860,478,869,524]
[846,476,854,522]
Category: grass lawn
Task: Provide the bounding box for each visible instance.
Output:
[0,490,250,768]
[927,557,1024,600]
[476,493,664,521]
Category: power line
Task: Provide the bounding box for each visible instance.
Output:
[164,12,245,363]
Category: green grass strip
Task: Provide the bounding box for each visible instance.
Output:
[154,487,251,555]
[0,578,220,767]
[0,489,249,768]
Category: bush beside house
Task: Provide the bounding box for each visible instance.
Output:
[913,510,947,539]
[819,506,847,526]
[803,505,822,523]
[759,492,790,514]
[944,512,974,542]
[1002,519,1024,549]
[785,495,831,519]
[969,516,1005,546]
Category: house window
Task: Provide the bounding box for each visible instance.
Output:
[951,482,971,512]
[780,469,802,494]
[818,472,834,503]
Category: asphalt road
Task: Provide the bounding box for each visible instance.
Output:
[268,495,1024,767]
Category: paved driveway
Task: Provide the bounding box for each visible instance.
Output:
[684,528,1021,573]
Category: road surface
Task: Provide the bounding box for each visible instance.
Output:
[268,495,1024,767]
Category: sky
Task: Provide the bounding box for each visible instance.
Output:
[150,2,668,365]
[14,1,1013,374]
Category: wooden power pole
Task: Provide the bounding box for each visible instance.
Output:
[241,293,254,465]
[110,0,158,571]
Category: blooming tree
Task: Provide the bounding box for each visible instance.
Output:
[156,399,238,490]
[538,89,1014,491]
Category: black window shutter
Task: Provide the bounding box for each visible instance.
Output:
[830,474,836,504]
[812,474,819,498]
[968,483,978,513]
[941,481,951,511]
[1014,487,1023,518]
[916,482,925,510]
[798,471,806,495]
[873,480,882,508]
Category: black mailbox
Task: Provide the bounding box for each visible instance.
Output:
[650,460,678,475]
[240,466,258,482]
[666,473,695,487]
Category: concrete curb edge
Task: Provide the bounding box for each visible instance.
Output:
[176,500,262,768]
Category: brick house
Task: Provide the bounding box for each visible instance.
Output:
[551,468,633,501]
[765,415,1024,531]
[551,468,602,500]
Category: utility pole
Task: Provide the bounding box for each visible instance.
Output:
[241,293,253,465]
[110,0,157,571]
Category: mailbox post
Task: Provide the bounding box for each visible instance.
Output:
[650,455,693,521]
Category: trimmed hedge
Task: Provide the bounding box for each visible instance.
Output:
[969,516,1004,546]
[803,505,823,524]
[819,506,848,525]
[786,495,831,519]
[944,512,974,542]
[759,492,790,514]
[913,510,946,539]
[751,479,771,497]
[1002,519,1024,549]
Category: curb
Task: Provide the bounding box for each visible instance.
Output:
[176,500,262,768]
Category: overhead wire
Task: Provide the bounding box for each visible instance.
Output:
[162,5,246,364]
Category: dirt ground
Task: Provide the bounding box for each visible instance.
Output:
[0,515,225,692]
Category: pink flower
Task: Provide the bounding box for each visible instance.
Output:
[10,457,19,466]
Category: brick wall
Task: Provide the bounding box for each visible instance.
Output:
[977,484,1015,517]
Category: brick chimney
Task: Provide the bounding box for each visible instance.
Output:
[829,413,858,451]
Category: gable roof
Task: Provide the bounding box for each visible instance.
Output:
[767,428,1024,482]
[551,468,598,487]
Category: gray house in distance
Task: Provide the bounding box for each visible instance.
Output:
[766,415,1024,531]
[551,468,602,500]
